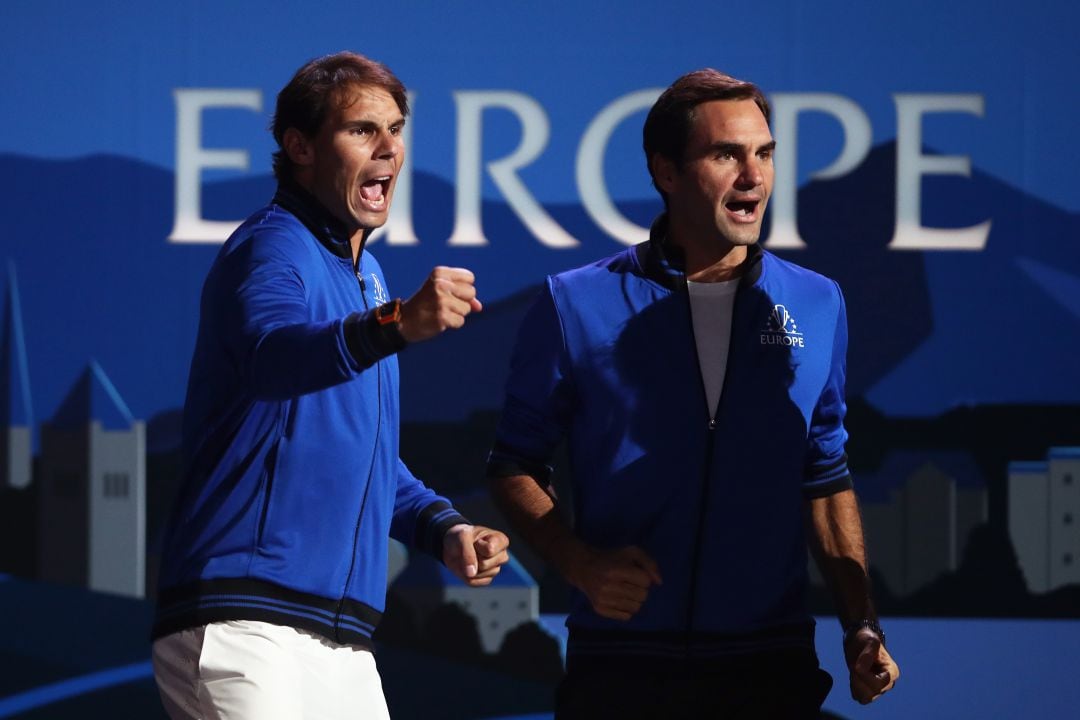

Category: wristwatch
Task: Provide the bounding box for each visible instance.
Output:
[843,619,886,647]
[374,298,402,327]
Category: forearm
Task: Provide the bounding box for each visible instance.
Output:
[491,474,662,620]
[489,474,587,587]
[806,488,877,628]
[248,309,408,398]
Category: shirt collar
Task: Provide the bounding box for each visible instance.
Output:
[639,212,763,292]
[271,180,358,260]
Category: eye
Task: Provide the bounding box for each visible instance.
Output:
[757,148,773,161]
[389,123,404,136]
[348,126,371,137]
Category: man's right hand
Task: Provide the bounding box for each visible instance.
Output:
[567,545,662,622]
[399,266,482,343]
[845,631,899,704]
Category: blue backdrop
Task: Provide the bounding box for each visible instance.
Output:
[2,1,1078,718]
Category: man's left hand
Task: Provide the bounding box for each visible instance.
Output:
[845,629,900,704]
[442,524,510,586]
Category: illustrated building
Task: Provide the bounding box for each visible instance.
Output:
[825,451,987,597]
[387,538,409,585]
[393,551,538,653]
[38,361,146,598]
[1008,448,1080,593]
[0,262,32,490]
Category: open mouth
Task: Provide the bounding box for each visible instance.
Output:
[725,199,759,221]
[358,176,392,211]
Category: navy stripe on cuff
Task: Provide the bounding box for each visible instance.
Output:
[415,500,469,560]
[486,443,554,485]
[344,310,407,369]
[802,472,854,499]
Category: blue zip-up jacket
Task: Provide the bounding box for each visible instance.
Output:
[489,215,853,660]
[154,185,466,648]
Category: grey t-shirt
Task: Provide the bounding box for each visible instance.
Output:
[687,278,739,418]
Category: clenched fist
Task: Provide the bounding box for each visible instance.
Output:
[845,630,899,704]
[442,524,511,587]
[399,266,481,343]
[567,545,663,622]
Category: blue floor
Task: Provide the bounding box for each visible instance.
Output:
[3,597,1079,719]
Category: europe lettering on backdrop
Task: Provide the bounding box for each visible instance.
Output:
[168,88,989,251]
[170,89,264,244]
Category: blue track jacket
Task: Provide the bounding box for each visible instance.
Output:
[489,215,853,660]
[154,185,466,648]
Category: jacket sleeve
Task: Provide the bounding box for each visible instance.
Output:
[802,282,855,498]
[487,279,577,486]
[220,226,402,400]
[389,458,469,559]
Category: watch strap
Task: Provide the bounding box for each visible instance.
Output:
[843,619,886,648]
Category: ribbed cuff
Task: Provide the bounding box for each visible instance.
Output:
[803,453,853,498]
[414,500,470,560]
[344,309,408,369]
[486,442,553,484]
[802,473,854,499]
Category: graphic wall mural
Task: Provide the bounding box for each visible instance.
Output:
[1,1,1078,717]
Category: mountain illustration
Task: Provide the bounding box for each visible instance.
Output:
[0,143,1077,433]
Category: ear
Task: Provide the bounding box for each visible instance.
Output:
[283,128,315,167]
[651,153,678,195]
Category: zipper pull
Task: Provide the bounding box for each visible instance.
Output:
[357,272,366,292]
[708,418,717,430]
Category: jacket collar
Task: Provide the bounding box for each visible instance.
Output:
[638,213,763,292]
[272,180,360,261]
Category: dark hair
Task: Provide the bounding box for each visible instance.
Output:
[271,51,409,182]
[643,69,770,204]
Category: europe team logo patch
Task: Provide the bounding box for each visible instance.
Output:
[368,273,390,304]
[761,304,806,347]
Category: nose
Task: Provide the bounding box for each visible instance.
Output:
[374,129,402,161]
[736,158,764,190]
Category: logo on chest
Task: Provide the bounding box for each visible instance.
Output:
[761,304,805,347]
[368,273,390,304]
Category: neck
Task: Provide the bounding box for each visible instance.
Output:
[287,174,367,264]
[350,232,366,265]
[686,255,746,282]
[668,224,748,283]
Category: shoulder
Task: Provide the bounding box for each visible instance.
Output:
[547,245,640,295]
[220,204,317,266]
[758,251,848,345]
[200,206,322,299]
[761,250,844,304]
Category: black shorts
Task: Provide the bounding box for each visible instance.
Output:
[556,649,833,720]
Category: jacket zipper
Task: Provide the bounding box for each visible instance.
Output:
[334,262,382,639]
[682,279,742,657]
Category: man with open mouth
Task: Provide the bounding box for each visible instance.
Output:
[489,69,900,718]
[151,51,509,720]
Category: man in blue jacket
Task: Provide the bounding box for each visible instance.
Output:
[152,52,509,719]
[489,69,899,718]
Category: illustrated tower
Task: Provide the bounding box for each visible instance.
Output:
[854,453,987,596]
[0,262,32,490]
[38,361,146,597]
[1009,448,1080,593]
[393,552,538,653]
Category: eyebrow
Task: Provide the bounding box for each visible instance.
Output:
[708,140,776,155]
[344,116,406,130]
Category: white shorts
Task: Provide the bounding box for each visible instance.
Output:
[152,620,391,720]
